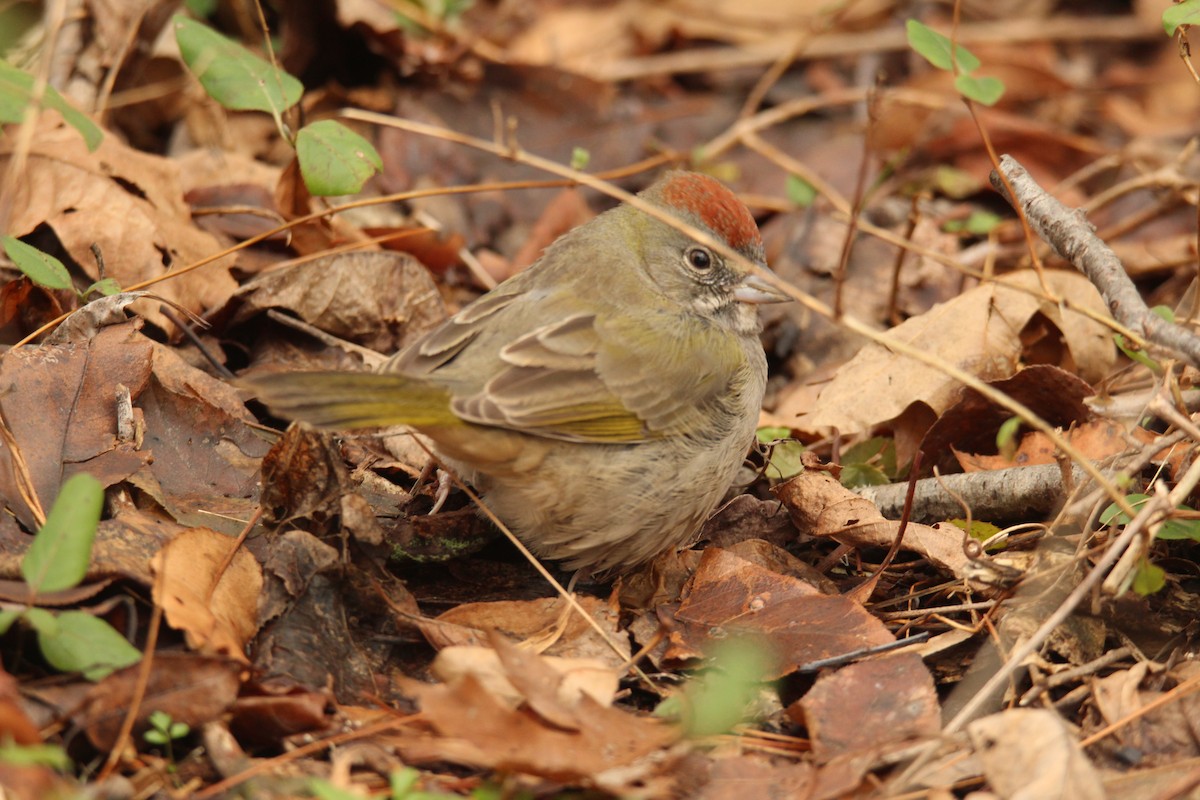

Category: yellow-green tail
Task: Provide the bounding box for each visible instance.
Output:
[241,371,460,430]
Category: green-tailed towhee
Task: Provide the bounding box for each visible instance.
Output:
[245,171,786,574]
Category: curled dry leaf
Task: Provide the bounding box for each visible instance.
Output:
[774,471,973,580]
[800,270,1115,439]
[0,113,237,331]
[151,528,263,661]
[408,672,677,787]
[0,320,153,530]
[968,708,1106,800]
[432,595,630,666]
[230,251,447,356]
[432,636,619,715]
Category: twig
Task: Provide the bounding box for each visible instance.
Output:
[990,155,1200,367]
[595,15,1157,82]
[857,463,1087,522]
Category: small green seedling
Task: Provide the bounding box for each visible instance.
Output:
[0,474,141,681]
[906,20,1006,106]
[144,710,191,771]
[173,16,381,196]
[2,236,122,298]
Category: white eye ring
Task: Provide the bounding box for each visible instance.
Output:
[685,246,714,271]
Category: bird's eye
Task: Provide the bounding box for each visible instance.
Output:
[685,246,714,271]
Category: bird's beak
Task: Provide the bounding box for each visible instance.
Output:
[734,273,790,305]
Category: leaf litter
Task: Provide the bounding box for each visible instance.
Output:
[1,2,1199,799]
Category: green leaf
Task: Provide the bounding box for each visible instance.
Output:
[85,277,123,298]
[668,640,774,738]
[840,437,897,488]
[1099,493,1151,526]
[0,608,19,635]
[1151,304,1176,323]
[0,60,103,151]
[954,74,1006,106]
[1114,333,1162,374]
[1099,494,1200,540]
[755,428,805,480]
[932,165,983,199]
[22,607,58,636]
[570,146,591,171]
[996,416,1022,462]
[948,518,1003,547]
[37,610,141,681]
[1131,559,1166,595]
[308,779,366,800]
[295,120,383,196]
[841,462,889,488]
[1152,516,1200,541]
[944,210,1002,235]
[3,236,72,290]
[0,740,72,770]
[906,20,980,72]
[391,768,421,797]
[785,174,816,207]
[173,16,302,114]
[1164,0,1200,35]
[22,473,103,595]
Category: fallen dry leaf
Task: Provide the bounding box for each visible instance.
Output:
[969,708,1106,800]
[665,547,895,678]
[432,639,620,713]
[0,113,237,331]
[411,672,678,785]
[79,652,241,750]
[774,470,973,580]
[230,250,447,355]
[795,652,940,762]
[151,528,263,660]
[800,270,1115,442]
[0,320,153,529]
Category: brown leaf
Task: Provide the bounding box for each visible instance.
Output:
[666,548,894,679]
[228,680,331,748]
[0,113,237,331]
[0,320,153,528]
[430,638,620,716]
[231,250,447,355]
[259,424,351,525]
[434,595,630,666]
[774,471,972,580]
[794,652,940,762]
[692,754,816,800]
[968,708,1105,799]
[800,271,1115,450]
[129,338,270,530]
[412,673,677,783]
[80,652,241,750]
[151,528,263,660]
[920,364,1093,475]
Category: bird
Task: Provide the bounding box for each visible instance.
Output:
[243,171,787,575]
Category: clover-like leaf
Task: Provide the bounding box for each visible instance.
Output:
[906,20,980,73]
[0,60,103,150]
[174,15,302,115]
[22,473,103,595]
[1164,0,1200,35]
[2,236,71,290]
[295,119,383,196]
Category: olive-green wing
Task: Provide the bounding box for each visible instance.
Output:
[451,309,744,443]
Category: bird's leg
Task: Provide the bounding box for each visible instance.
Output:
[427,468,453,515]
